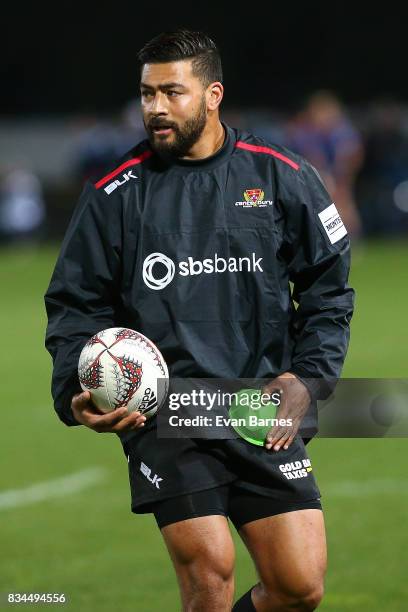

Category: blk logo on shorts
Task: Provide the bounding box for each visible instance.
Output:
[140,461,163,489]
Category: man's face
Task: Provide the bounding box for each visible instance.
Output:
[140,60,208,158]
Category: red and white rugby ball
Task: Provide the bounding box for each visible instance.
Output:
[78,327,169,417]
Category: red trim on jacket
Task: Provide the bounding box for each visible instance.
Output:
[94,150,153,188]
[235,141,299,170]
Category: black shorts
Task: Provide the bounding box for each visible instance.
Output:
[122,420,321,514]
[152,484,322,531]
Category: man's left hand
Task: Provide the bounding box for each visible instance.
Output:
[262,373,311,451]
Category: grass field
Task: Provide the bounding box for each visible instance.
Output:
[1,240,407,611]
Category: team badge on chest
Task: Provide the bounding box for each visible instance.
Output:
[235,188,273,208]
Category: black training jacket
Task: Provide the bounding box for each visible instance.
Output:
[45,123,355,431]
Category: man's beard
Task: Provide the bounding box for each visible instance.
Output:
[144,97,207,159]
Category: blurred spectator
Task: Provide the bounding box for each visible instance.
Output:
[244,109,287,147]
[287,91,364,238]
[0,168,46,244]
[74,99,145,183]
[74,119,122,183]
[3,98,408,242]
[356,100,408,236]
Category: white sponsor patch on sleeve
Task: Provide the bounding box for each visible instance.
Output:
[318,203,347,244]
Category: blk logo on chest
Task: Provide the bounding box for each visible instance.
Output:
[104,170,138,194]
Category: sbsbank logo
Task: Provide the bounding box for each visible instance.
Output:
[143,252,263,291]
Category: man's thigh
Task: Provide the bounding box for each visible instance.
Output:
[161,515,236,612]
[154,487,235,569]
[161,514,235,568]
[239,508,327,596]
[153,487,236,611]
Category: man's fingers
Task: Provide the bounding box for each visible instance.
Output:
[265,427,292,451]
[93,408,146,433]
[130,414,147,430]
[72,391,148,433]
[282,433,296,450]
[80,406,124,427]
[72,390,92,411]
[110,411,146,432]
[265,430,284,450]
[272,430,292,451]
[72,391,106,425]
[96,407,129,425]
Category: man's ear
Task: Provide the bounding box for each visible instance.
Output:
[206,82,224,111]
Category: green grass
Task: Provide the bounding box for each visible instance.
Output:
[344,240,408,377]
[0,240,407,611]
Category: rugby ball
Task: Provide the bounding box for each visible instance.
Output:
[78,327,169,418]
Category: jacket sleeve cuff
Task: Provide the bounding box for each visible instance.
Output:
[288,367,338,402]
[55,384,82,427]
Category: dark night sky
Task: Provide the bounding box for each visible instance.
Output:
[2,3,406,115]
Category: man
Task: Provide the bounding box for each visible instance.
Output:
[45,30,354,611]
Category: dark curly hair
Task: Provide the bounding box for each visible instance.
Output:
[137,29,223,86]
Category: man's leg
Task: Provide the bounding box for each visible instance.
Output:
[152,487,235,611]
[238,509,326,611]
[161,515,235,612]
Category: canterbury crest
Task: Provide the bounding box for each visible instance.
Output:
[245,188,264,204]
[235,188,273,208]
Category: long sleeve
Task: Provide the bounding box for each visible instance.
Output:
[44,182,122,425]
[281,160,355,401]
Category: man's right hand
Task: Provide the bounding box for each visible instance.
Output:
[71,391,147,433]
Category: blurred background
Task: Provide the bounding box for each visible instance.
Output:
[1,4,407,611]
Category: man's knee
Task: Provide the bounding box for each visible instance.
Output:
[178,549,235,609]
[258,579,324,610]
[186,552,234,590]
[292,583,324,611]
[162,515,235,609]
